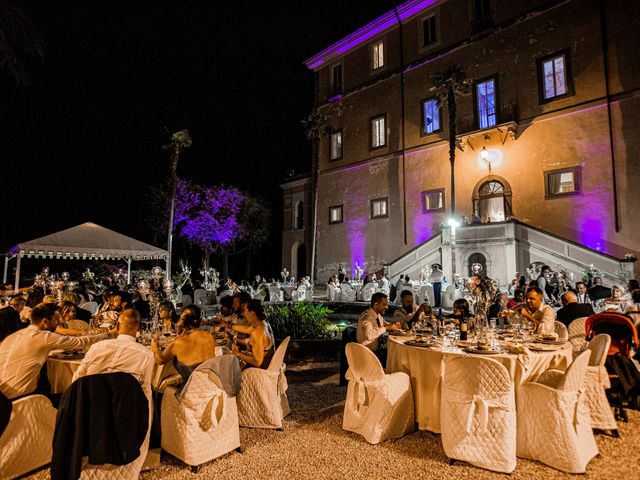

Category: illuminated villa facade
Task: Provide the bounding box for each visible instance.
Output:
[282,0,640,285]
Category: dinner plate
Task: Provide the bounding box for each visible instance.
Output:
[405,340,437,348]
[389,329,411,336]
[464,346,502,355]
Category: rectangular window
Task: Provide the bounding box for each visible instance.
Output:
[371,115,386,148]
[423,15,437,47]
[422,98,441,135]
[422,189,445,212]
[331,63,343,92]
[476,78,497,129]
[474,0,492,24]
[372,41,384,70]
[329,205,343,224]
[544,167,581,198]
[370,197,389,219]
[539,52,570,101]
[330,131,343,160]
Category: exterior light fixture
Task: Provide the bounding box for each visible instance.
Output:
[480,146,489,161]
[447,218,460,229]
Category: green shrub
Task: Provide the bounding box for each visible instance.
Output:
[265,301,334,339]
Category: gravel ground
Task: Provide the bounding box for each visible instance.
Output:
[25,361,640,479]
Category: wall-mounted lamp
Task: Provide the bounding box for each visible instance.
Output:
[480,146,492,173]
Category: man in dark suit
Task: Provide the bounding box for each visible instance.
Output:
[557,291,595,327]
[587,277,612,301]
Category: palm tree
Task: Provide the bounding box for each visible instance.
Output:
[162,129,192,279]
[0,1,44,87]
[430,66,471,219]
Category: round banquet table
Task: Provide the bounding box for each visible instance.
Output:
[46,345,226,394]
[386,336,573,433]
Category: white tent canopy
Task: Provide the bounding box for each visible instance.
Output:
[4,222,167,288]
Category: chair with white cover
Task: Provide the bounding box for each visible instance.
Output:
[0,394,57,480]
[291,285,306,302]
[441,284,462,308]
[568,316,589,358]
[268,286,284,302]
[583,334,617,433]
[193,288,208,306]
[79,301,98,315]
[304,287,314,301]
[161,358,241,469]
[441,356,516,473]
[340,284,356,302]
[66,319,91,331]
[554,321,569,341]
[516,351,598,473]
[361,283,377,303]
[325,285,337,302]
[182,295,193,307]
[342,343,414,444]
[419,285,435,306]
[237,337,291,429]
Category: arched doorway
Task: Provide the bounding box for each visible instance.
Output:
[472,175,512,223]
[468,252,487,277]
[290,241,307,279]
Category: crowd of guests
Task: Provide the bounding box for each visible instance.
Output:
[0,280,278,411]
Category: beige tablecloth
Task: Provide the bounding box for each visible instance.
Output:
[386,336,573,433]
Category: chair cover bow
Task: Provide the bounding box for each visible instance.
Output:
[448,391,510,433]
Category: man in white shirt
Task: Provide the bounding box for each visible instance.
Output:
[515,286,556,335]
[73,308,154,399]
[0,303,111,399]
[429,264,445,307]
[356,293,400,355]
[575,281,591,304]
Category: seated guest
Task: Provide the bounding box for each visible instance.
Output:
[449,298,471,321]
[507,288,524,308]
[158,300,178,334]
[392,290,429,330]
[588,277,611,301]
[9,296,30,324]
[151,305,214,385]
[514,286,556,334]
[603,285,633,312]
[55,301,84,336]
[95,291,131,328]
[627,279,640,297]
[556,291,595,327]
[73,308,154,399]
[208,295,237,330]
[0,303,111,399]
[0,304,24,342]
[62,293,92,321]
[230,300,275,369]
[625,289,640,328]
[575,281,591,304]
[356,293,400,365]
[488,293,509,320]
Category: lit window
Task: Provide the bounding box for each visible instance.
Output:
[331,63,343,92]
[423,15,437,46]
[371,115,386,148]
[545,167,581,198]
[422,99,440,135]
[372,41,384,70]
[476,78,497,129]
[541,54,568,100]
[330,131,343,160]
[329,205,343,224]
[474,0,492,25]
[422,189,444,212]
[370,197,389,219]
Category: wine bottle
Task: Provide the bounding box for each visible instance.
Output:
[460,318,468,341]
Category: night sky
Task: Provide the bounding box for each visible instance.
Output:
[1,0,398,278]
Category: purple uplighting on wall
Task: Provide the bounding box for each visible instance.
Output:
[305,0,439,70]
[412,213,435,245]
[347,216,367,273]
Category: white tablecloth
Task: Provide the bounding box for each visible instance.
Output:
[386,336,573,433]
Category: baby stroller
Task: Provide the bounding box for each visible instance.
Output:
[586,313,640,422]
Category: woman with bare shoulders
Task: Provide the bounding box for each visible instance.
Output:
[230,299,275,369]
[150,305,215,384]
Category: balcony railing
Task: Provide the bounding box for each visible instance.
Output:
[457,102,519,135]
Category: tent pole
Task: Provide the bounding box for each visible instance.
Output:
[3,256,8,284]
[14,255,21,291]
[127,258,132,285]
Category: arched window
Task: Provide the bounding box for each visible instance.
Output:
[468,253,487,277]
[472,176,512,223]
[295,201,304,230]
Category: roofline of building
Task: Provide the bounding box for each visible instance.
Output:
[303,0,441,71]
[280,173,312,189]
